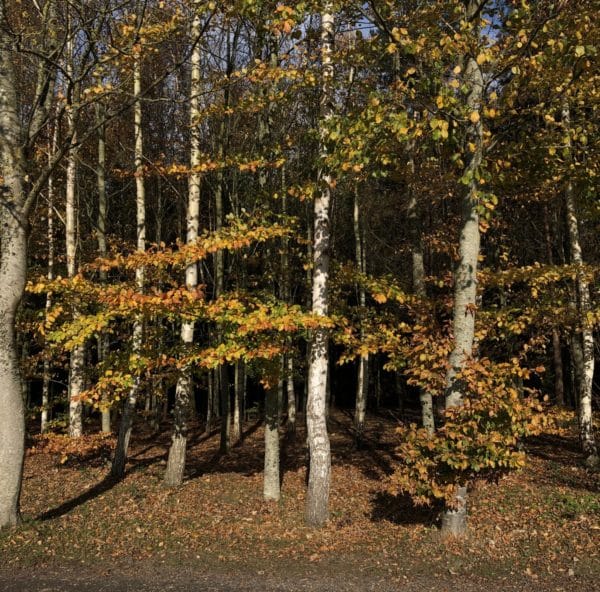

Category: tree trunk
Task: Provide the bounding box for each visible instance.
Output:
[562,101,598,466]
[407,144,434,436]
[112,42,146,479]
[165,5,202,486]
[305,5,334,528]
[42,123,58,434]
[96,100,111,433]
[353,186,368,442]
[0,221,27,527]
[442,0,484,537]
[233,360,245,443]
[263,385,280,501]
[286,354,296,436]
[65,45,84,438]
[0,1,57,526]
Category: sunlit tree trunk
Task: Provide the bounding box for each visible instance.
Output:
[0,38,27,525]
[232,360,245,444]
[263,382,280,501]
[0,0,59,526]
[96,100,111,433]
[353,186,368,442]
[562,101,598,467]
[65,38,84,439]
[112,42,146,478]
[41,122,58,434]
[442,0,484,538]
[165,6,202,485]
[305,5,334,528]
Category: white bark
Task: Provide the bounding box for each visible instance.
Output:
[65,40,84,438]
[41,122,58,434]
[562,101,598,466]
[353,187,368,440]
[263,385,280,501]
[165,7,202,485]
[96,101,111,433]
[305,6,334,528]
[112,43,146,478]
[0,22,27,526]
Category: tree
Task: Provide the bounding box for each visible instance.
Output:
[305,3,334,528]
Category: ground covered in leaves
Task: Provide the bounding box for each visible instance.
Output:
[0,409,598,591]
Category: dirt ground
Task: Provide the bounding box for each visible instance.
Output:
[0,409,598,591]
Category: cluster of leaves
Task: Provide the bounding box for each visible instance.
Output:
[388,358,547,507]
[27,215,330,408]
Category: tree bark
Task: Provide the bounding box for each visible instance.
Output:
[263,384,280,501]
[165,3,203,486]
[305,5,334,528]
[65,40,84,438]
[0,0,58,526]
[96,100,111,433]
[407,143,434,436]
[353,186,368,442]
[41,122,58,434]
[442,0,484,537]
[562,100,598,467]
[112,41,146,479]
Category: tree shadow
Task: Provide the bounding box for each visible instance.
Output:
[370,490,442,526]
[37,474,120,521]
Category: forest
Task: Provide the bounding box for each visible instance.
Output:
[0,0,598,589]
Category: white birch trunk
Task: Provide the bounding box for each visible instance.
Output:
[305,6,334,527]
[65,39,84,438]
[232,360,245,443]
[41,123,58,434]
[112,44,146,478]
[96,101,111,433]
[165,7,202,485]
[263,385,280,501]
[353,187,368,441]
[562,101,598,467]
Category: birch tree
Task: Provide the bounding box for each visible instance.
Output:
[112,35,146,478]
[305,3,334,527]
[165,2,203,486]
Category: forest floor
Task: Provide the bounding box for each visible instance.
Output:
[0,408,598,591]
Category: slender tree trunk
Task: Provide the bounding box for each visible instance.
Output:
[96,101,111,433]
[305,5,334,528]
[112,43,146,479]
[233,360,245,443]
[165,5,202,486]
[442,0,484,537]
[205,370,213,434]
[562,101,598,466]
[407,144,434,436]
[353,186,368,441]
[263,384,280,501]
[65,43,84,438]
[41,123,58,434]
